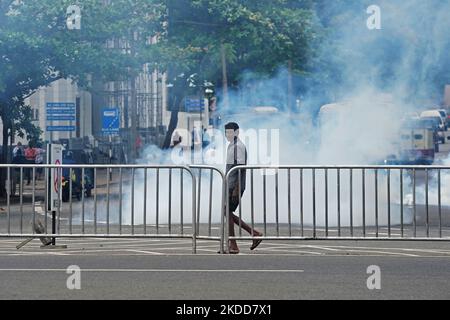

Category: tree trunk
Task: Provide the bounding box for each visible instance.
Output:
[0,122,10,197]
[162,93,180,149]
[162,110,179,150]
[162,67,182,150]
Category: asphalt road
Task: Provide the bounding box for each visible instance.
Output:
[0,238,449,300]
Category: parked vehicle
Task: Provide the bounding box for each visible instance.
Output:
[385,119,437,165]
[437,109,450,129]
[419,118,442,150]
[446,111,450,128]
[400,121,435,164]
[419,111,445,143]
[420,110,446,129]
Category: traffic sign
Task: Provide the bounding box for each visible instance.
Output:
[47,126,75,132]
[46,103,75,113]
[47,144,63,212]
[46,102,74,108]
[46,109,75,114]
[46,102,76,132]
[47,116,76,121]
[102,108,120,133]
[185,98,205,112]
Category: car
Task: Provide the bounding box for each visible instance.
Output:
[420,109,447,130]
[437,109,450,129]
[446,110,450,128]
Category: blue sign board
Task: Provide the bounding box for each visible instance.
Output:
[46,109,75,114]
[102,108,120,133]
[46,102,75,108]
[46,102,76,131]
[185,98,205,112]
[47,126,76,132]
[47,116,76,121]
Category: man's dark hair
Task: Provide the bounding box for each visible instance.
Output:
[225,122,239,131]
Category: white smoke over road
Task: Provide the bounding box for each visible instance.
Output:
[84,1,450,229]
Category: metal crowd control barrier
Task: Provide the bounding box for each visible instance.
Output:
[224,165,450,252]
[189,165,226,252]
[0,164,197,253]
[3,163,450,254]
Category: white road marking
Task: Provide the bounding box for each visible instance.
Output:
[0,268,304,273]
[196,248,220,253]
[323,244,449,253]
[24,239,193,247]
[261,247,324,255]
[252,244,430,257]
[329,249,419,257]
[4,251,70,256]
[125,249,165,255]
[302,245,341,252]
[258,242,450,255]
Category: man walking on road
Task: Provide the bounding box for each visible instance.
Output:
[224,122,262,254]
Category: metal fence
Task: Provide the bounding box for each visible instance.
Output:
[0,164,197,252]
[2,164,450,254]
[189,165,226,252]
[224,165,450,252]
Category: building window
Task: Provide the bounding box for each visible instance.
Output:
[33,108,39,120]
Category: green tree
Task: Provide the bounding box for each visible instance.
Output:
[161,0,323,146]
[0,0,166,195]
[168,0,321,87]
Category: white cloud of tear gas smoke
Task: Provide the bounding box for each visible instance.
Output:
[81,0,450,230]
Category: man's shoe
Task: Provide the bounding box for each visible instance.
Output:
[250,233,263,250]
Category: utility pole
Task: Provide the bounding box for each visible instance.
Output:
[130,75,137,162]
[221,43,229,109]
[288,59,293,114]
[130,34,138,162]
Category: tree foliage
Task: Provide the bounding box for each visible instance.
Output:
[0,0,166,194]
[0,0,166,145]
[167,0,322,88]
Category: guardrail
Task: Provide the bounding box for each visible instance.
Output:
[224,165,450,252]
[189,165,226,252]
[2,164,449,254]
[0,164,197,252]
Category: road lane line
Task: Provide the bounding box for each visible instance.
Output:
[333,249,419,257]
[261,247,324,255]
[325,245,450,254]
[125,249,165,255]
[0,268,304,273]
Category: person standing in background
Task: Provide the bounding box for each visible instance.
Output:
[24,142,37,185]
[12,142,24,161]
[34,143,45,180]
